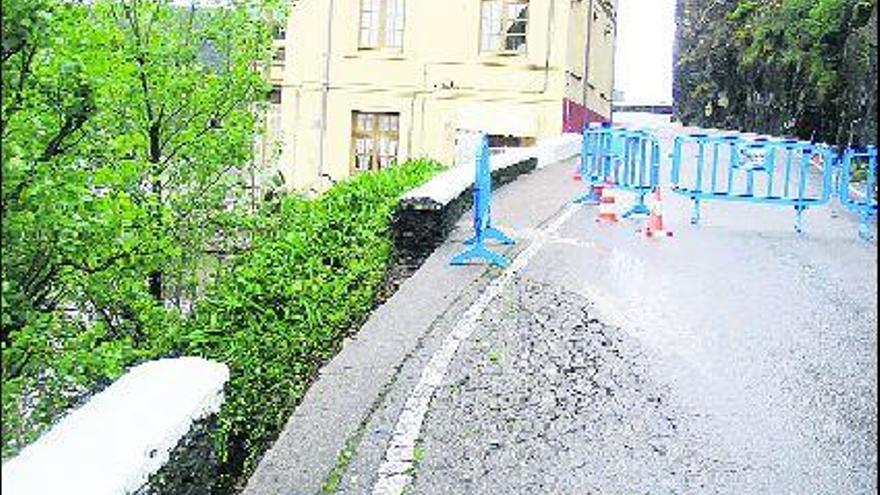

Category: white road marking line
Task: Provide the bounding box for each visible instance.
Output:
[371,204,580,495]
[506,226,600,250]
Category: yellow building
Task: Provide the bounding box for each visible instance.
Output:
[264,0,617,190]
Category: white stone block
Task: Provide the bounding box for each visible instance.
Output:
[2,357,229,495]
[402,146,538,207]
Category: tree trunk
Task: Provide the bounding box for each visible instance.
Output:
[148,121,163,302]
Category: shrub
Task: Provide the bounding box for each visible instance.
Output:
[173,159,441,489]
[1,159,441,493]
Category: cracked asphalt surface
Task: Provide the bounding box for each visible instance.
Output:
[293,124,877,495]
[415,277,731,494]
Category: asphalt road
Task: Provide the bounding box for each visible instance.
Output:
[309,123,877,495]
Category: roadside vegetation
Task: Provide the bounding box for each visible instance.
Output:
[674,0,877,147]
[1,0,441,490]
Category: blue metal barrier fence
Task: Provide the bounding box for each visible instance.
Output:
[575,123,660,216]
[839,146,878,240]
[671,133,836,233]
[615,129,661,218]
[450,134,514,268]
[574,122,614,204]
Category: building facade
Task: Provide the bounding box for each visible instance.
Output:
[265,0,617,190]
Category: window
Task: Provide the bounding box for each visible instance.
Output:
[268,86,282,104]
[272,47,285,63]
[480,0,528,53]
[359,0,405,50]
[352,112,400,173]
[273,24,286,40]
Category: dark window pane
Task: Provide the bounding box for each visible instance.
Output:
[505,35,527,51]
[268,86,282,104]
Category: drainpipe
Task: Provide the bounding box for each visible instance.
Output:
[408,64,430,159]
[317,0,335,179]
[583,0,594,123]
[408,94,416,157]
[538,0,555,93]
[520,0,555,95]
[291,87,301,185]
[609,3,617,123]
[405,64,431,162]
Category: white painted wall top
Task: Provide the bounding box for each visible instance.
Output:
[403,135,582,206]
[2,357,229,495]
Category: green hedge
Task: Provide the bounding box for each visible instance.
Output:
[182,159,440,487]
[1,159,440,490]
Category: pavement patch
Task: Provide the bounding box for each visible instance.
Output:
[413,277,745,494]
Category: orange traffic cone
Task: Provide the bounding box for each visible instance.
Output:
[573,164,582,181]
[596,182,619,223]
[645,187,673,238]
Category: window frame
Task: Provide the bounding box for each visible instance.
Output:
[350,111,401,175]
[358,0,406,51]
[272,46,286,65]
[479,0,530,55]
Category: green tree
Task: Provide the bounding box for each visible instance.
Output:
[1,0,281,458]
[674,0,877,146]
[1,2,446,492]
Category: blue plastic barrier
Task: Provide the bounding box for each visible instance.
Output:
[839,146,878,240]
[671,133,836,233]
[575,124,660,217]
[614,129,662,218]
[574,123,615,204]
[450,134,514,268]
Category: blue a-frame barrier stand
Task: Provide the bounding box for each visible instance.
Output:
[450,134,515,268]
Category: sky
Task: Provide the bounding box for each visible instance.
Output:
[613,0,676,106]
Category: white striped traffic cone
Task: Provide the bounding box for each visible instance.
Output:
[596,182,619,223]
[645,187,673,238]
